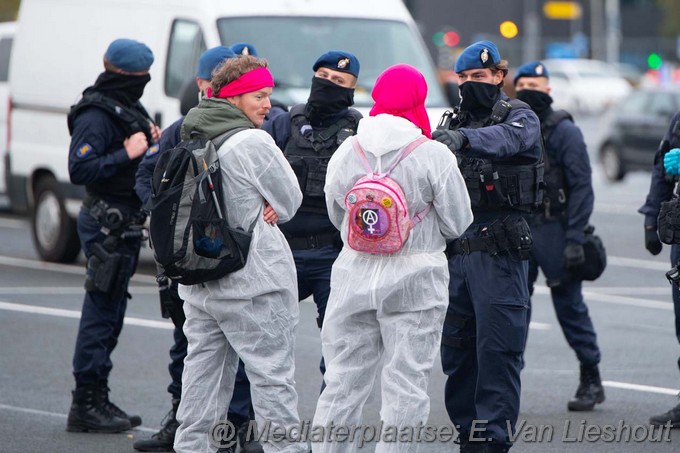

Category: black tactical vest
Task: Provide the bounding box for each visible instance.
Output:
[68,92,153,144]
[67,92,153,204]
[452,100,544,214]
[539,110,573,218]
[283,104,360,215]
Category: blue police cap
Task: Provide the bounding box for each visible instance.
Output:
[104,39,154,73]
[513,61,550,85]
[313,50,360,79]
[454,40,501,73]
[197,46,236,80]
[230,42,258,57]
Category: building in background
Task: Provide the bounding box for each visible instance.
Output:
[406,0,676,77]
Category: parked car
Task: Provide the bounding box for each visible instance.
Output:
[542,58,632,113]
[598,87,680,182]
[0,21,15,195]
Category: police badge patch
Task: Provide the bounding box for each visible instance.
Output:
[480,48,489,65]
[535,64,543,75]
[337,58,350,70]
[77,143,93,158]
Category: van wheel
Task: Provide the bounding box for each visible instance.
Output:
[600,144,625,182]
[31,177,81,263]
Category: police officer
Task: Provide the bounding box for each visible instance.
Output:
[640,112,680,428]
[134,47,264,453]
[263,50,361,379]
[432,41,543,452]
[66,38,160,433]
[513,61,605,412]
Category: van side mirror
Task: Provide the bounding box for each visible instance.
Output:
[444,81,460,108]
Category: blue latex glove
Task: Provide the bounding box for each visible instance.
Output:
[664,148,680,175]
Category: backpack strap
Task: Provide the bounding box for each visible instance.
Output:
[351,136,429,177]
[351,136,432,225]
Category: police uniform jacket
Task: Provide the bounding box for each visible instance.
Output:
[69,106,145,208]
[542,111,594,244]
[640,112,680,228]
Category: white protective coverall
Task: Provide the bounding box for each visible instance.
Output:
[312,114,473,453]
[175,128,307,453]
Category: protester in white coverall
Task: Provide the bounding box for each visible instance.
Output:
[313,64,473,453]
[174,56,307,453]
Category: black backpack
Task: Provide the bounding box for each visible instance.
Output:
[148,127,251,285]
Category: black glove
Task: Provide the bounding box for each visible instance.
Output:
[564,243,586,269]
[645,227,662,255]
[432,130,466,152]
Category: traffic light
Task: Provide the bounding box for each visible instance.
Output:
[499,21,518,39]
[647,52,662,70]
[433,30,460,47]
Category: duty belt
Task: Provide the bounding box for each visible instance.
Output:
[287,233,338,250]
[447,236,497,255]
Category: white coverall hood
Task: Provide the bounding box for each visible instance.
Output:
[356,114,424,157]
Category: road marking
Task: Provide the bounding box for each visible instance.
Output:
[533,286,673,310]
[529,322,550,330]
[0,286,159,295]
[0,217,26,229]
[0,253,671,282]
[585,286,671,295]
[593,202,641,215]
[0,301,173,330]
[607,256,671,272]
[603,381,679,396]
[0,254,157,284]
[0,403,156,433]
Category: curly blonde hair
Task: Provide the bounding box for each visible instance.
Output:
[211,55,269,94]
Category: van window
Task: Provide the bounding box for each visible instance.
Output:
[166,20,206,98]
[0,37,13,82]
[217,17,446,107]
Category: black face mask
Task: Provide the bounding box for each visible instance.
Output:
[459,81,500,113]
[304,77,355,126]
[516,89,553,117]
[88,71,151,107]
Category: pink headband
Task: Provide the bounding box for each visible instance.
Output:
[207,67,275,99]
[369,64,431,138]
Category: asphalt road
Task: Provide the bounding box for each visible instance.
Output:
[1,114,679,452]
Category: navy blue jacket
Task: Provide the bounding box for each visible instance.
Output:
[545,115,594,244]
[639,112,680,227]
[69,107,143,207]
[458,94,542,162]
[134,117,183,205]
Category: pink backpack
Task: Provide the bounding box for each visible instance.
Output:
[345,136,431,254]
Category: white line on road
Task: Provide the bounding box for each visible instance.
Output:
[607,256,671,272]
[0,254,157,284]
[533,286,673,310]
[584,287,671,295]
[0,286,159,295]
[0,301,173,330]
[0,217,27,229]
[603,381,679,396]
[0,403,157,433]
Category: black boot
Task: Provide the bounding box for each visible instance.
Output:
[649,401,680,428]
[66,386,132,433]
[98,385,143,427]
[238,421,264,453]
[567,364,605,411]
[133,399,181,452]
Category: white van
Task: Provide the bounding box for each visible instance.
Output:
[7,0,451,262]
[0,21,16,195]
